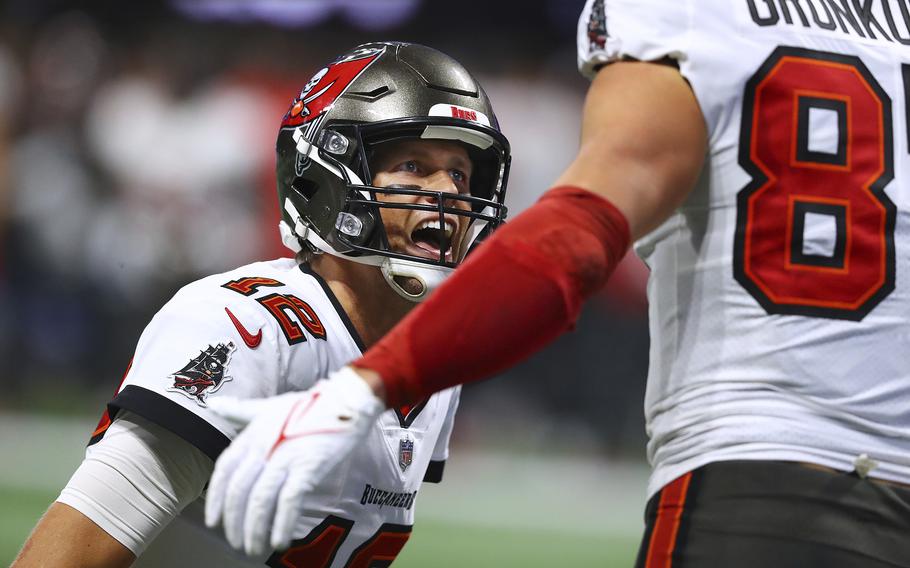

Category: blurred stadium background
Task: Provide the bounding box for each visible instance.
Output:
[0,0,653,565]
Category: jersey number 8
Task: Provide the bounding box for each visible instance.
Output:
[734,46,897,321]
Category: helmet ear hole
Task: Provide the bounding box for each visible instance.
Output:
[291,177,319,201]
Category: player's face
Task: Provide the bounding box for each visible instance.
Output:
[370,139,474,263]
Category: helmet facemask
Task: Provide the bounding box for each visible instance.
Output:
[284,118,509,301]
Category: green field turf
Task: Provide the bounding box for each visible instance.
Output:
[397,519,639,567]
[0,412,647,567]
[0,485,639,567]
[0,485,53,564]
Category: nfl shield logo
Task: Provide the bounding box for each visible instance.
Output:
[398,437,414,471]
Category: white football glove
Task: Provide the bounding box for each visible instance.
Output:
[203,366,385,556]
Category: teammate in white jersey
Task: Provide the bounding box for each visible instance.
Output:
[13,41,511,568]
[203,2,910,567]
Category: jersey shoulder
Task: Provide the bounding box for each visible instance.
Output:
[142,258,303,363]
[577,0,691,78]
[164,257,339,340]
[143,257,351,387]
[103,259,353,455]
[172,257,302,308]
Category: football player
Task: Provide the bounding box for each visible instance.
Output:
[203,1,910,566]
[13,41,510,567]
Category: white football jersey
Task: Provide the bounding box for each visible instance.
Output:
[578,0,910,496]
[82,258,459,566]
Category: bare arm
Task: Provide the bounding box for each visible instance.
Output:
[556,59,707,240]
[13,502,135,568]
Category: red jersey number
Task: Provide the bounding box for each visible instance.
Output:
[734,46,896,321]
[267,516,411,568]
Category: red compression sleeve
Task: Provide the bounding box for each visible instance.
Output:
[355,185,631,407]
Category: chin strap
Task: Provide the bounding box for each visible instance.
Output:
[279,218,452,303]
[279,219,304,253]
[381,258,452,302]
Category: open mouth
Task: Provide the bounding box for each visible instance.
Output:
[409,218,455,261]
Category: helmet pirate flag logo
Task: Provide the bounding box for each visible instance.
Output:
[281,46,385,128]
[399,436,414,471]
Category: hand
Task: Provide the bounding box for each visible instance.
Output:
[203,366,385,556]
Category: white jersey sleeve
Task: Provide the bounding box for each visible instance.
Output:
[577,0,691,77]
[91,267,309,461]
[100,299,258,458]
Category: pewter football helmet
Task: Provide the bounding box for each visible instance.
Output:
[276,42,510,301]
